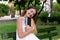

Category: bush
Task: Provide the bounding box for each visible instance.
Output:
[38,11,60,23]
[53,2,60,12]
[48,12,60,23]
[38,11,48,23]
[48,12,58,22]
[0,4,9,17]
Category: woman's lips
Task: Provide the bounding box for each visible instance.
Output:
[29,15,32,18]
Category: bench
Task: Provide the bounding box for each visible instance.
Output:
[37,26,58,40]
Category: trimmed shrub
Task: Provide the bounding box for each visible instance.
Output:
[48,12,60,23]
[38,11,60,24]
[48,12,58,22]
[38,11,48,23]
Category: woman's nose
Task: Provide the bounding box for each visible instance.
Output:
[30,13,33,15]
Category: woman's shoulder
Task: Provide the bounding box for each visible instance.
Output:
[19,16,24,19]
[17,16,24,20]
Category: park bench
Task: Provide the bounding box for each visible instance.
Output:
[0,18,17,40]
[37,26,58,40]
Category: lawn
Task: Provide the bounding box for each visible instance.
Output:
[0,21,16,40]
[0,21,16,33]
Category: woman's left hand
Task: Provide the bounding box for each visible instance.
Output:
[25,25,31,31]
[25,25,34,32]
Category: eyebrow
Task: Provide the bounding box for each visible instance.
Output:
[31,10,33,12]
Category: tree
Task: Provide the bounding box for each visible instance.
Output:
[35,0,47,23]
[0,4,9,17]
[14,0,47,23]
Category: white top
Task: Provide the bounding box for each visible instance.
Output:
[16,17,39,40]
[21,17,28,32]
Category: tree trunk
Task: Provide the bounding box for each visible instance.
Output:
[50,0,53,16]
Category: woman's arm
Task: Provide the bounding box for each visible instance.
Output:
[17,17,34,38]
[31,18,38,35]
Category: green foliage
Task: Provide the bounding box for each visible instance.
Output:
[48,12,58,22]
[38,11,60,23]
[38,2,60,23]
[14,5,19,10]
[53,2,60,12]
[14,0,42,10]
[0,4,9,17]
[38,11,48,22]
[36,4,41,10]
[35,0,41,5]
[48,12,60,22]
[52,2,60,23]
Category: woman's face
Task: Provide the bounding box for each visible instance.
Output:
[25,8,36,18]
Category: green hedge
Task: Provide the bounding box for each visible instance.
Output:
[48,12,58,22]
[38,11,48,23]
[38,11,60,23]
[48,12,60,23]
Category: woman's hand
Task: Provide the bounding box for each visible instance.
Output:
[25,25,31,30]
[25,25,34,32]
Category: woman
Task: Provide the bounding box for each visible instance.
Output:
[16,6,40,40]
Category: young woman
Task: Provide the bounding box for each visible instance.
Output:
[16,6,40,40]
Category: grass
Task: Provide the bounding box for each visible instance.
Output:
[0,21,16,40]
[0,21,16,33]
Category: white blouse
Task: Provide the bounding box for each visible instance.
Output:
[16,17,40,40]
